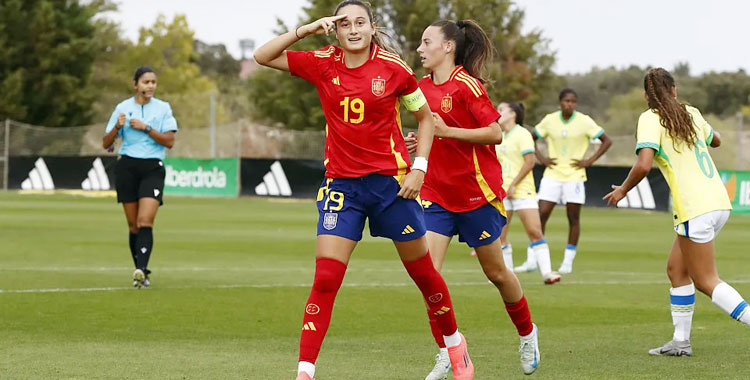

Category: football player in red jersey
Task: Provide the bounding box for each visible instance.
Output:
[407,20,540,378]
[254,2,473,379]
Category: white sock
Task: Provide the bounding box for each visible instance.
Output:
[531,239,552,276]
[711,282,750,325]
[298,361,315,377]
[439,347,448,354]
[563,244,577,265]
[526,245,536,266]
[502,244,514,269]
[670,283,695,341]
[443,330,462,348]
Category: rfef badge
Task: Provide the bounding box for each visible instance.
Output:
[441,95,452,113]
[323,212,338,230]
[372,78,386,96]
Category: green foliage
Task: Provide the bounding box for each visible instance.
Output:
[89,15,223,128]
[0,0,111,126]
[248,0,556,130]
[604,88,646,135]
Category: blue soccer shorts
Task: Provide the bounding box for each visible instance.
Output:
[422,199,507,248]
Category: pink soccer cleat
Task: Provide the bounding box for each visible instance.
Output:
[447,333,474,380]
[295,372,314,380]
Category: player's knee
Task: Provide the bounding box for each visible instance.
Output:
[566,213,580,225]
[483,265,510,285]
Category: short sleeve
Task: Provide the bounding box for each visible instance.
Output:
[585,116,605,139]
[468,88,501,127]
[635,112,662,154]
[105,106,123,137]
[286,50,321,85]
[533,116,549,139]
[162,102,178,133]
[689,107,713,145]
[519,130,536,155]
[400,74,426,112]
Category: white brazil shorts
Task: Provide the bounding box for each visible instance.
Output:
[537,177,585,205]
[503,197,539,211]
[674,210,731,244]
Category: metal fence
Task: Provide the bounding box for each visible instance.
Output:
[2,117,749,190]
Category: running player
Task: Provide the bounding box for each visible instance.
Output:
[412,19,540,378]
[102,66,178,288]
[496,102,560,284]
[604,67,749,356]
[253,2,473,379]
[532,89,612,273]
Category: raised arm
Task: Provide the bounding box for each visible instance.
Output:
[253,15,346,71]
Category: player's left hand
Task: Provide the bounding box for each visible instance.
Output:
[398,170,424,199]
[571,158,592,168]
[603,184,626,207]
[432,113,450,138]
[130,118,147,131]
[404,132,418,154]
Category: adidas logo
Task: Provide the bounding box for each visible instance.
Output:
[21,158,54,190]
[331,76,340,85]
[302,322,317,331]
[255,161,292,196]
[81,158,111,190]
[433,306,451,316]
[401,225,415,235]
[616,178,656,209]
[478,230,492,240]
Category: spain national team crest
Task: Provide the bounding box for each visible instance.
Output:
[441,95,452,113]
[323,212,338,230]
[372,78,386,96]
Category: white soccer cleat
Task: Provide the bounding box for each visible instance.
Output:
[425,350,451,380]
[514,261,538,273]
[543,272,561,285]
[519,323,540,375]
[558,262,573,274]
[132,269,145,289]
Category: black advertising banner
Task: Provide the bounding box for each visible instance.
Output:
[9,156,117,190]
[240,159,325,198]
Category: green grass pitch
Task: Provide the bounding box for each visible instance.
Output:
[1,192,749,379]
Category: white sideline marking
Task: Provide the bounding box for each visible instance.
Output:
[3,279,750,294]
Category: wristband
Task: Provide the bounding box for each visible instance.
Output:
[411,156,428,173]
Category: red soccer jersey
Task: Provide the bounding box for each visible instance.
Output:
[419,65,505,212]
[287,44,421,179]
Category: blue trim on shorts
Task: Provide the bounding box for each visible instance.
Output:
[684,221,689,238]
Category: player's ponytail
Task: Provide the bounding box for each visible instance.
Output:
[333,0,399,54]
[644,68,697,150]
[432,19,494,83]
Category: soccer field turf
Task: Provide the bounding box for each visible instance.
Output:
[1,192,749,379]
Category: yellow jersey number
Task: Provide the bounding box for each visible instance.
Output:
[340,97,364,124]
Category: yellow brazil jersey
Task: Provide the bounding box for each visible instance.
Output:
[636,106,731,225]
[533,111,604,182]
[496,125,536,199]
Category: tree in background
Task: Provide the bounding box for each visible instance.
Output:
[0,0,111,127]
[248,0,556,130]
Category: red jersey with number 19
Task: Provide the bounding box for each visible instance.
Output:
[287,44,426,179]
[419,65,505,212]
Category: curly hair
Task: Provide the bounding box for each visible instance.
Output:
[643,68,697,150]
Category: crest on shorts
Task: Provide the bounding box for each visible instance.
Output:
[323,212,338,230]
[441,95,452,113]
[372,78,386,96]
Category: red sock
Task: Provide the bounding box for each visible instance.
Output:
[298,257,347,363]
[505,295,533,336]
[428,311,447,348]
[403,252,458,337]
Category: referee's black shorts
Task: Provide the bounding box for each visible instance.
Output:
[115,155,166,205]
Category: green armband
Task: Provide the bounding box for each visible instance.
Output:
[401,88,427,112]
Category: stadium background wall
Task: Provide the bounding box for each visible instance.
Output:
[9,156,749,214]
